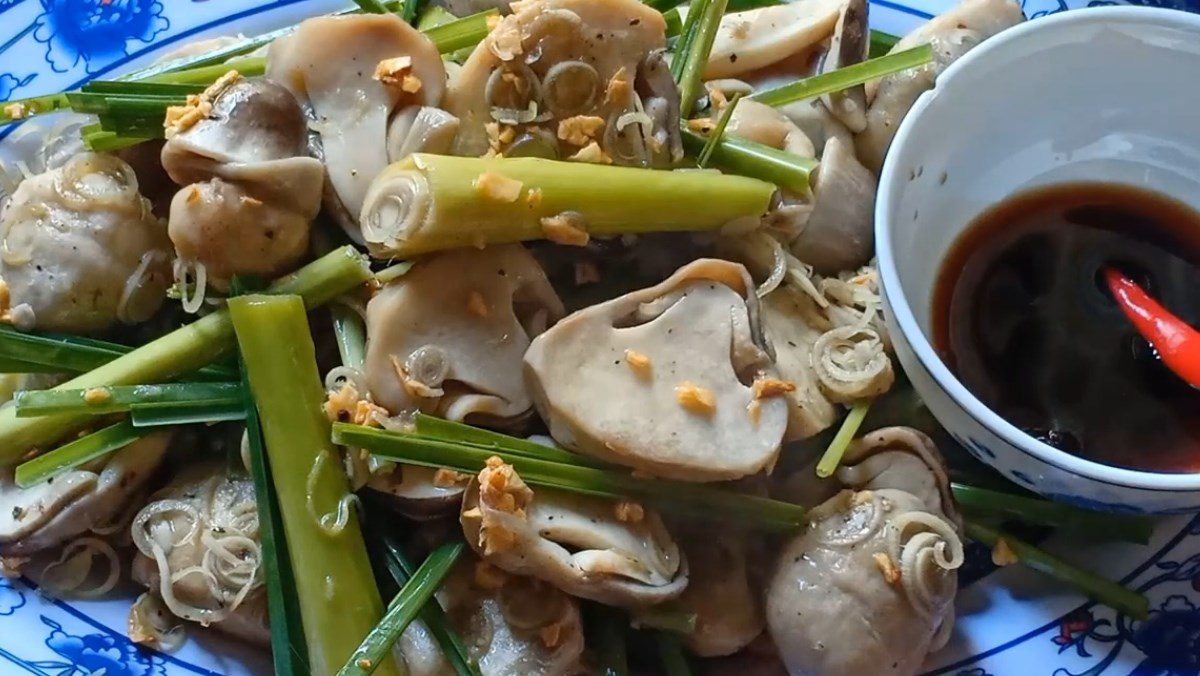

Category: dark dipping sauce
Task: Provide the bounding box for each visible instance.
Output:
[933,182,1200,473]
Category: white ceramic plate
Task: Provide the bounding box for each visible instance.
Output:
[2,0,1200,673]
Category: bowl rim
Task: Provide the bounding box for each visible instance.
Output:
[876,5,1200,492]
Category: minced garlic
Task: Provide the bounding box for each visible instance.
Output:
[3,102,27,120]
[353,399,388,427]
[473,171,523,202]
[83,387,111,405]
[873,552,901,584]
[433,468,469,487]
[614,500,645,523]
[540,213,589,246]
[675,381,716,416]
[374,56,422,95]
[485,122,516,152]
[991,538,1019,566]
[323,382,361,422]
[186,186,202,205]
[525,187,543,207]
[624,349,652,379]
[389,354,444,399]
[556,115,605,146]
[467,290,490,318]
[752,377,796,399]
[604,67,631,105]
[163,70,242,138]
[566,141,612,165]
[479,456,533,516]
[746,399,762,424]
[687,118,716,133]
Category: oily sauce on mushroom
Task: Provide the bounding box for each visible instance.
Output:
[933,182,1200,473]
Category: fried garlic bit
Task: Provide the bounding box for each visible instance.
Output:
[164,69,242,137]
[467,290,490,318]
[614,500,645,523]
[433,468,470,487]
[675,381,716,416]
[389,354,445,399]
[604,67,631,106]
[624,349,652,379]
[567,141,613,165]
[540,212,590,246]
[485,122,516,154]
[323,382,387,427]
[2,102,26,120]
[0,277,10,323]
[374,55,423,94]
[873,552,901,585]
[752,377,796,399]
[83,387,112,404]
[556,115,605,147]
[473,171,524,202]
[479,456,533,516]
[991,538,1019,566]
[525,187,544,207]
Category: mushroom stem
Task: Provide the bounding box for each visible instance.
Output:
[359,154,775,257]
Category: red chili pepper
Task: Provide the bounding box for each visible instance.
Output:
[1104,267,1200,388]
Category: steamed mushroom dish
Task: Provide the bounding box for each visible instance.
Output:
[4,0,1156,674]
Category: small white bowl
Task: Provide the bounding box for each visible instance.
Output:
[876,7,1200,514]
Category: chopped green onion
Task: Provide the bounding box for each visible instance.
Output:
[0,326,235,380]
[331,302,368,370]
[232,294,395,676]
[339,542,464,676]
[680,128,813,194]
[412,413,611,468]
[333,422,807,531]
[674,0,729,119]
[663,7,683,38]
[82,130,153,152]
[952,483,1156,545]
[631,605,698,634]
[0,93,71,124]
[655,632,693,676]
[353,0,390,14]
[0,246,371,466]
[869,29,901,59]
[82,81,203,96]
[14,420,152,488]
[751,44,933,108]
[14,382,241,417]
[964,520,1149,620]
[696,93,741,168]
[371,531,480,676]
[815,400,871,478]
[423,9,499,54]
[129,400,247,427]
[591,605,629,676]
[239,339,310,676]
[139,56,267,84]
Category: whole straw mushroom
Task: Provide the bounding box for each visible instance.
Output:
[524,259,789,481]
[765,427,963,676]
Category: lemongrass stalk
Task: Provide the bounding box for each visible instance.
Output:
[675,0,729,119]
[412,413,611,468]
[423,9,498,54]
[815,400,871,477]
[0,246,370,465]
[362,154,775,257]
[952,484,1156,545]
[14,421,151,488]
[340,542,463,676]
[14,382,241,417]
[333,423,806,531]
[231,294,395,676]
[681,128,814,195]
[129,400,247,427]
[656,633,693,676]
[869,30,900,59]
[751,44,933,107]
[0,326,235,379]
[697,93,741,168]
[964,520,1148,619]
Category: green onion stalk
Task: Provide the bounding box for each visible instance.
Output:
[680,129,815,194]
[952,484,1156,545]
[696,93,742,168]
[14,382,242,417]
[750,44,933,108]
[964,520,1149,620]
[231,294,396,676]
[14,421,152,487]
[360,154,776,258]
[332,422,807,531]
[815,400,871,478]
[0,325,228,378]
[0,246,371,465]
[673,0,729,119]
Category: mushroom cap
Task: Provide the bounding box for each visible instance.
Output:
[267,14,446,239]
[676,534,764,657]
[366,464,466,521]
[365,244,564,423]
[0,152,173,332]
[759,292,838,441]
[790,135,877,274]
[524,258,788,481]
[460,465,687,607]
[445,0,668,164]
[386,105,461,163]
[0,430,171,555]
[702,0,844,79]
[724,99,815,158]
[766,426,964,676]
[856,0,1023,173]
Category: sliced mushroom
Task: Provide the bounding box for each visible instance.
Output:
[162,77,324,289]
[790,135,877,274]
[267,14,446,242]
[0,152,172,332]
[460,458,687,607]
[398,558,585,675]
[702,0,845,79]
[366,464,467,521]
[819,0,869,133]
[386,106,461,162]
[765,426,963,676]
[776,98,853,160]
[634,49,684,165]
[525,259,788,481]
[365,245,564,424]
[130,461,267,645]
[445,0,671,166]
[856,0,1024,173]
[674,534,764,657]
[760,292,838,440]
[0,430,171,555]
[724,99,815,158]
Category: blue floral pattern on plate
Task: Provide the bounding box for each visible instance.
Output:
[2,0,1200,673]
